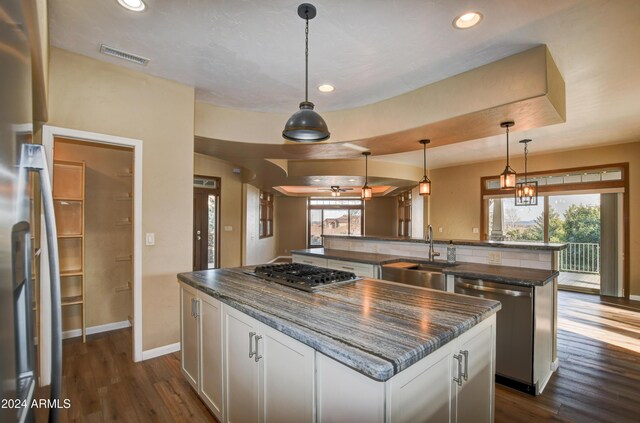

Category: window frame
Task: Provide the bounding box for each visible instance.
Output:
[307,197,364,248]
[398,191,412,237]
[259,190,273,239]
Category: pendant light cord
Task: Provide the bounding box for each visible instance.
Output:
[365,154,368,184]
[506,125,510,167]
[305,14,309,102]
[524,142,528,183]
[423,142,427,177]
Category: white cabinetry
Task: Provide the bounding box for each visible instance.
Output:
[317,315,496,423]
[452,321,495,423]
[292,254,327,267]
[179,283,224,422]
[223,304,315,423]
[180,284,199,390]
[327,258,378,278]
[292,253,380,278]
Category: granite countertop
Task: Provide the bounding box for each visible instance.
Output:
[322,235,567,251]
[178,267,500,382]
[443,263,558,287]
[291,248,558,287]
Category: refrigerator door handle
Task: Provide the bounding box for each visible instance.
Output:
[19,144,62,423]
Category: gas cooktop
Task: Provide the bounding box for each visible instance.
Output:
[252,263,358,292]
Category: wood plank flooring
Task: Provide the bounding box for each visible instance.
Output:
[495,291,640,423]
[41,291,639,422]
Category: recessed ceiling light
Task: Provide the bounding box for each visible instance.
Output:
[453,12,483,29]
[318,84,335,93]
[348,179,356,182]
[312,178,321,182]
[117,0,146,12]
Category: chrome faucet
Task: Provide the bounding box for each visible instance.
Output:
[425,224,441,262]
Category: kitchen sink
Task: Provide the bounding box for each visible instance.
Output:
[381,261,455,291]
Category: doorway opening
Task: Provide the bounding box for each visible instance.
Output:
[42,125,143,375]
[193,176,220,270]
[487,194,604,293]
[483,163,628,298]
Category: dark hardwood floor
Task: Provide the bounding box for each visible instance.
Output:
[44,291,639,422]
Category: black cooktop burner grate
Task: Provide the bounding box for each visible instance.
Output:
[253,263,358,292]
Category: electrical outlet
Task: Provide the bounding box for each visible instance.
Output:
[145,233,155,246]
[488,252,502,265]
[438,227,443,233]
[472,227,479,234]
[224,225,233,232]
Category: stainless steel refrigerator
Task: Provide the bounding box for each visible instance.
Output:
[1,0,62,422]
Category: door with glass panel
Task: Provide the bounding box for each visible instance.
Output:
[308,198,363,247]
[193,177,220,270]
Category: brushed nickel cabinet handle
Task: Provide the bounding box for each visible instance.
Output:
[254,335,263,362]
[462,350,469,381]
[249,332,256,358]
[453,353,463,387]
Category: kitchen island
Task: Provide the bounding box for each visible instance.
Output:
[178,266,500,422]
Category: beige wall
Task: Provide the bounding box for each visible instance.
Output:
[429,141,640,296]
[365,196,398,237]
[194,153,243,268]
[55,139,133,330]
[275,196,307,255]
[243,184,277,264]
[49,48,195,350]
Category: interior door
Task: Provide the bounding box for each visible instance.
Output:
[193,178,220,270]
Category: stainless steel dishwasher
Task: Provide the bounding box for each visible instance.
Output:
[454,277,536,394]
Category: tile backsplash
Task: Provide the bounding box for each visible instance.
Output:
[323,238,556,271]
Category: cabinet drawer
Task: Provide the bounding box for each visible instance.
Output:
[327,259,376,278]
[292,254,328,267]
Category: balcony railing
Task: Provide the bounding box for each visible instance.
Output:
[559,242,600,274]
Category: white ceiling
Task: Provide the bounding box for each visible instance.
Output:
[50,0,640,169]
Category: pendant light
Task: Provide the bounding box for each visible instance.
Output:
[282,4,330,142]
[515,139,539,206]
[499,121,517,189]
[361,152,372,200]
[418,139,431,195]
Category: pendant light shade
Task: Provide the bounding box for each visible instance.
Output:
[282,4,330,142]
[499,121,517,189]
[515,139,539,206]
[361,152,372,200]
[418,139,431,195]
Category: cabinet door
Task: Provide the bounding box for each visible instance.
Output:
[327,259,376,278]
[454,320,495,423]
[224,305,260,423]
[388,346,453,423]
[259,324,315,423]
[292,254,328,267]
[200,293,224,421]
[180,284,199,390]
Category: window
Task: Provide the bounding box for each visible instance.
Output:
[259,191,273,238]
[308,198,363,247]
[398,191,411,237]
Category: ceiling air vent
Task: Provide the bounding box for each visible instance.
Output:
[99,44,149,66]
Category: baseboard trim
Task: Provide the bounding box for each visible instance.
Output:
[268,255,292,264]
[62,320,131,340]
[630,295,640,302]
[142,342,181,361]
[551,357,560,372]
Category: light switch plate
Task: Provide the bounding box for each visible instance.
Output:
[224,225,233,232]
[472,227,479,234]
[145,233,155,246]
